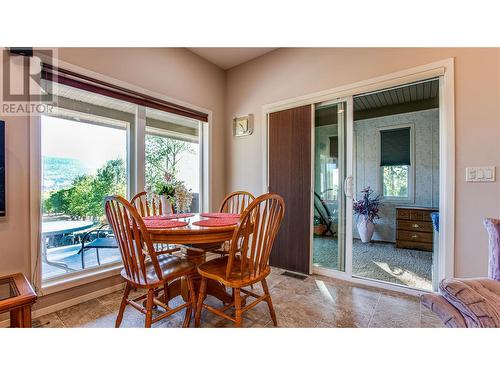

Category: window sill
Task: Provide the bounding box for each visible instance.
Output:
[41,263,123,295]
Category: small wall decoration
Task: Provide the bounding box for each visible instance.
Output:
[233,114,254,137]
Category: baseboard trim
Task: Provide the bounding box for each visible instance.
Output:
[0,282,125,328]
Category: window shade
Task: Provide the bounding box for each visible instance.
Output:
[41,63,209,122]
[380,127,411,166]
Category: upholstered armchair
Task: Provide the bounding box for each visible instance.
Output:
[421,218,500,328]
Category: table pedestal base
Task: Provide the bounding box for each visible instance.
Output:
[163,247,233,306]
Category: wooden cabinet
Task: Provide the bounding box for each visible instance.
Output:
[396,207,438,252]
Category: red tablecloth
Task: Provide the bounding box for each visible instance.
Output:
[143,213,194,220]
[200,212,240,219]
[192,218,239,227]
[143,220,189,229]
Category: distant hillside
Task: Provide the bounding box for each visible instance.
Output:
[43,156,89,191]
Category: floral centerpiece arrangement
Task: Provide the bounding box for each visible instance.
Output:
[353,186,382,243]
[149,172,192,213]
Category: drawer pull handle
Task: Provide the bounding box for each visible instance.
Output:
[411,234,419,239]
[412,224,420,228]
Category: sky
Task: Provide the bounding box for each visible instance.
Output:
[41,116,127,173]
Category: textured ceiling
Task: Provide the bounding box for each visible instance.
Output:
[354,79,439,111]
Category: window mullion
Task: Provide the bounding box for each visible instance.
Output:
[134,106,146,195]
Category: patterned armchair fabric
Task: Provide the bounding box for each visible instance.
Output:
[421,218,500,328]
[484,218,500,281]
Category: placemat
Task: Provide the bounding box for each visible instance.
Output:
[143,213,195,220]
[200,212,240,219]
[143,220,189,229]
[192,218,239,227]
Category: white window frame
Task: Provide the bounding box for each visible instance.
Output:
[377,123,415,204]
[262,58,455,296]
[29,57,211,295]
[145,121,204,212]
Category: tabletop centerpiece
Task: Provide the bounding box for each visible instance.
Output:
[150,172,193,214]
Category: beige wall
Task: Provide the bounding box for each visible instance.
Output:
[1,47,499,316]
[225,48,500,278]
[0,48,226,310]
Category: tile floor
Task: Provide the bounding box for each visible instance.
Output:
[33,267,444,328]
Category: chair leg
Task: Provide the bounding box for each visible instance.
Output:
[261,279,277,326]
[183,275,196,328]
[115,283,131,328]
[145,289,154,328]
[163,281,170,306]
[81,249,85,269]
[234,288,242,327]
[96,248,101,265]
[195,277,207,327]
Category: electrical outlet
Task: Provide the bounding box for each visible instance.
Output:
[466,166,496,182]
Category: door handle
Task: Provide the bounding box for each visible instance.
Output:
[344,176,353,199]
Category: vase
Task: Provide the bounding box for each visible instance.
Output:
[159,195,173,215]
[357,217,375,243]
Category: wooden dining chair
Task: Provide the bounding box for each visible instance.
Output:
[131,191,180,255]
[131,191,173,217]
[105,195,196,328]
[195,193,285,327]
[219,191,255,214]
[206,191,256,256]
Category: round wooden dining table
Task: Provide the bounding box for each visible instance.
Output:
[144,213,239,305]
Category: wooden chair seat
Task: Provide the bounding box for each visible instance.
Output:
[121,254,195,288]
[198,256,270,288]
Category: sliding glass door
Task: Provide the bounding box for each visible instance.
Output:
[312,99,352,272]
[311,80,440,293]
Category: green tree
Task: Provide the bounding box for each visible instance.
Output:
[383,165,408,197]
[43,158,126,220]
[145,135,193,190]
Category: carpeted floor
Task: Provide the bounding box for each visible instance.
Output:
[313,237,433,290]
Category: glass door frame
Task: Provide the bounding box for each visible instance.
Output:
[263,58,454,296]
[310,96,354,277]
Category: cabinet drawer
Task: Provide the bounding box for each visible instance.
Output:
[398,220,433,233]
[396,240,433,252]
[397,230,433,243]
[397,210,411,220]
[410,210,432,222]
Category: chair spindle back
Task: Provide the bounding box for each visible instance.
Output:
[219,191,255,214]
[131,191,172,217]
[105,195,162,285]
[226,193,285,281]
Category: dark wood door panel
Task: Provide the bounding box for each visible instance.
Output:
[268,105,311,274]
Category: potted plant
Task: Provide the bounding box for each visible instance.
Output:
[152,172,193,214]
[353,186,381,243]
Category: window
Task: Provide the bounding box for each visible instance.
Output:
[40,81,132,281]
[382,165,409,197]
[145,108,201,212]
[36,69,208,287]
[379,126,412,200]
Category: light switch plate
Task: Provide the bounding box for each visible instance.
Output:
[466,166,496,182]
